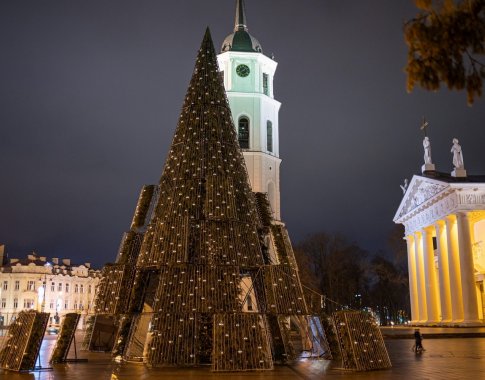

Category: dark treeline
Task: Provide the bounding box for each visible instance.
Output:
[294,225,410,325]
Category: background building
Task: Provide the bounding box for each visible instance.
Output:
[0,248,101,331]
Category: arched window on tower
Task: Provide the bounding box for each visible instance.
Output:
[267,121,273,153]
[238,117,250,149]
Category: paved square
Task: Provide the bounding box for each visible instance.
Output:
[2,335,485,379]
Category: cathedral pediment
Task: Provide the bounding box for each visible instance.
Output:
[394,175,449,222]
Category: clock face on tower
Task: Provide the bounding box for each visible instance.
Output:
[236,64,250,77]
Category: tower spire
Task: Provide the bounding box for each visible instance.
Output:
[222,0,262,53]
[234,0,248,31]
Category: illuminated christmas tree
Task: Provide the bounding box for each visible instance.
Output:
[89,28,328,371]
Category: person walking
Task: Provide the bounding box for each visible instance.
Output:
[414,328,425,353]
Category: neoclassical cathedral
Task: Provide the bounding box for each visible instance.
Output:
[394,132,485,326]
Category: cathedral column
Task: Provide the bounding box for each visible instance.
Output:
[469,213,485,321]
[406,235,419,323]
[445,215,464,322]
[435,220,452,322]
[414,232,427,323]
[422,227,441,323]
[456,212,481,324]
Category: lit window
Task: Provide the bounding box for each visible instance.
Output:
[267,121,273,152]
[238,117,250,149]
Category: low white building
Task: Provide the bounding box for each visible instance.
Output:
[0,250,101,330]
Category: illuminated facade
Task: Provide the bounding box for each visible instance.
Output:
[0,251,101,329]
[394,174,485,325]
[217,0,282,219]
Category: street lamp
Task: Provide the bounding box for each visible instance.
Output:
[37,284,45,312]
[38,263,52,313]
[55,291,63,325]
[38,274,49,312]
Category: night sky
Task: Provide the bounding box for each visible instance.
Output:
[1,1,484,268]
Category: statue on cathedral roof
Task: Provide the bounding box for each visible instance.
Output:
[423,136,432,165]
[451,138,464,169]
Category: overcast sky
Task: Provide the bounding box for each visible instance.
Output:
[1,0,484,268]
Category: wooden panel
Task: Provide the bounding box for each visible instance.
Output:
[123,313,152,361]
[270,225,298,268]
[152,265,241,313]
[94,264,135,315]
[85,315,117,352]
[212,313,273,371]
[333,311,391,371]
[50,313,81,363]
[137,215,189,266]
[262,266,307,315]
[193,220,263,266]
[146,313,198,367]
[130,185,157,230]
[0,311,49,371]
[204,175,237,219]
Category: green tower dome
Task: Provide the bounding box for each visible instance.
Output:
[221,0,263,53]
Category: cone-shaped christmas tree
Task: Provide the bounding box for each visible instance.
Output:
[137,28,264,269]
[89,28,329,371]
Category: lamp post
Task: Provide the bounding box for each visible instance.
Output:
[40,274,47,312]
[39,263,52,313]
[37,273,50,313]
[55,292,62,325]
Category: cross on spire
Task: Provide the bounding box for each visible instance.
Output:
[420,116,429,137]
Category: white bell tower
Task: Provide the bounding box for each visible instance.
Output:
[218,0,282,220]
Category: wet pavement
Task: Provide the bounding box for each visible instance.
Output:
[1,334,485,379]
